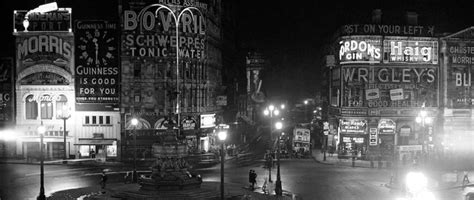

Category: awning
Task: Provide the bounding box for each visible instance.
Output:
[74,139,116,145]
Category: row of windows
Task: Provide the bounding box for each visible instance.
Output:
[25,94,68,120]
[85,116,112,125]
[133,62,208,80]
[129,88,209,107]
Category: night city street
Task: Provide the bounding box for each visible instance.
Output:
[0,155,395,200]
[2,0,474,200]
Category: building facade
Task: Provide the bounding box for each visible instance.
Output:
[326,18,440,161]
[6,0,241,162]
[12,8,79,160]
[119,0,225,160]
[439,27,474,159]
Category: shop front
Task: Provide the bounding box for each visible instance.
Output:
[75,137,117,161]
[338,118,368,158]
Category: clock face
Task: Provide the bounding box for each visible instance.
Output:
[77,29,116,67]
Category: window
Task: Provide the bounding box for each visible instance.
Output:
[25,95,38,119]
[134,62,141,77]
[56,95,68,118]
[84,115,112,125]
[40,95,53,119]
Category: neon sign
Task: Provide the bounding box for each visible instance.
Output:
[383,38,438,64]
[339,38,381,64]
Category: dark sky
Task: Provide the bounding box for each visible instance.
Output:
[2,0,474,102]
[236,0,474,102]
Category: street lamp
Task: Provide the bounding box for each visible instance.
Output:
[131,118,138,183]
[217,128,227,200]
[57,106,71,164]
[263,104,280,182]
[415,106,433,161]
[275,121,283,196]
[149,4,203,138]
[37,122,46,200]
[304,100,309,122]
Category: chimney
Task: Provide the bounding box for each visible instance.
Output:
[406,11,418,25]
[372,9,382,24]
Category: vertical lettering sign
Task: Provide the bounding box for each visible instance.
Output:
[75,21,119,106]
[0,58,13,123]
[13,8,72,32]
[446,41,474,108]
[338,36,382,64]
[383,37,438,64]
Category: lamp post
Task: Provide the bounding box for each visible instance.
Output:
[275,121,283,196]
[217,128,227,200]
[131,118,138,183]
[147,4,203,138]
[37,122,46,200]
[415,105,433,162]
[263,104,280,182]
[304,100,309,122]
[57,107,70,164]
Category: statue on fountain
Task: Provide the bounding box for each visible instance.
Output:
[139,134,202,190]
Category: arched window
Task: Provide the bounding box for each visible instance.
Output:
[40,95,53,119]
[56,95,68,118]
[25,95,38,119]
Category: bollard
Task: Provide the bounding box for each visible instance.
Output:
[352,156,355,167]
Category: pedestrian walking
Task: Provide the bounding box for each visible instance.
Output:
[124,171,131,184]
[91,150,96,158]
[463,171,470,187]
[100,171,108,189]
[250,170,257,190]
[248,169,252,187]
[262,178,268,194]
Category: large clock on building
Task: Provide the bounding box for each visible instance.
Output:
[77,29,116,67]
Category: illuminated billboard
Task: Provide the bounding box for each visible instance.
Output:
[338,36,382,64]
[74,20,120,109]
[383,37,438,64]
[446,41,474,108]
[340,119,367,134]
[342,66,438,108]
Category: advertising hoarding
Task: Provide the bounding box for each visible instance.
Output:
[340,119,367,134]
[120,1,208,115]
[338,24,435,37]
[15,33,74,80]
[342,66,438,108]
[446,41,474,108]
[338,36,382,64]
[383,37,438,64]
[200,114,216,128]
[74,20,120,109]
[0,58,14,124]
[13,8,72,32]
